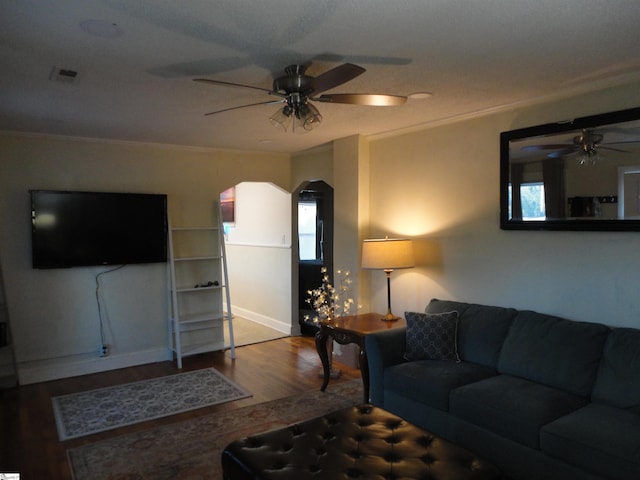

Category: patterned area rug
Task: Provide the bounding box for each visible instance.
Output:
[53,368,251,440]
[67,379,363,480]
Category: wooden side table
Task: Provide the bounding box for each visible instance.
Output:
[315,312,406,403]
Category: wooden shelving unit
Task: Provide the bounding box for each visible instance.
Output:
[167,205,235,368]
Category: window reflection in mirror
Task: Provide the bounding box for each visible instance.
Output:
[618,166,640,220]
[500,107,640,231]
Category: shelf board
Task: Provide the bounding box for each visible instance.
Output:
[175,284,224,293]
[177,323,222,333]
[174,255,220,261]
[172,226,218,231]
[174,312,223,325]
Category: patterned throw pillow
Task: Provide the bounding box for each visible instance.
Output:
[404,311,460,361]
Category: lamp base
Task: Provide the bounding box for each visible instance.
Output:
[381,311,400,322]
[381,271,400,321]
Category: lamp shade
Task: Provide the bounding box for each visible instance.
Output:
[361,238,415,270]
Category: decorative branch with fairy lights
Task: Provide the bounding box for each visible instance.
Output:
[304,267,354,323]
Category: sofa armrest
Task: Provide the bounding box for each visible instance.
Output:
[365,328,407,405]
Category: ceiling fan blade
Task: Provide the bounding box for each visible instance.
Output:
[599,146,630,153]
[194,78,273,94]
[605,140,640,145]
[311,63,366,95]
[204,100,284,116]
[315,93,407,106]
[521,144,576,152]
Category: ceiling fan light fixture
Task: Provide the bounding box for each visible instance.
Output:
[298,102,322,133]
[270,101,322,134]
[578,148,602,166]
[269,105,293,132]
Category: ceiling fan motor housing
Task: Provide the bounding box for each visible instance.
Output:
[273,65,315,96]
[574,130,603,147]
[574,129,603,155]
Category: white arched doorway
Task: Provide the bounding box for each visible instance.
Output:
[221,182,294,338]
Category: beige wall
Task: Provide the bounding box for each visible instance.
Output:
[367,80,640,327]
[2,79,640,383]
[333,135,371,313]
[0,134,289,383]
[290,143,334,192]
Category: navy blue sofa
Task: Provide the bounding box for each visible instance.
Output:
[365,299,640,480]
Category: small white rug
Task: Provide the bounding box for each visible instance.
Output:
[52,368,251,440]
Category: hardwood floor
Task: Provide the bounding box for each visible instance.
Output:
[0,335,360,479]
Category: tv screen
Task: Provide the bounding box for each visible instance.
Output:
[31,190,168,269]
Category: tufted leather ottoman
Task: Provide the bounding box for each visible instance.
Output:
[221,405,506,479]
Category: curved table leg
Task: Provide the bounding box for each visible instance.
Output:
[315,327,330,392]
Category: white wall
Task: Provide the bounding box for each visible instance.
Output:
[224,182,293,333]
[367,81,640,328]
[0,134,290,383]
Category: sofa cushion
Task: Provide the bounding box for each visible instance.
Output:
[541,403,640,480]
[592,328,640,410]
[404,311,460,361]
[384,360,496,411]
[450,375,588,449]
[497,311,609,396]
[426,299,516,368]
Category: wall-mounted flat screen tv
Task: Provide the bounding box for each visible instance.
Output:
[31,190,168,269]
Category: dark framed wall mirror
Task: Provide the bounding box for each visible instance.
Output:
[500,106,640,231]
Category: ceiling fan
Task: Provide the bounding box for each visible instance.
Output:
[521,129,637,165]
[193,63,407,133]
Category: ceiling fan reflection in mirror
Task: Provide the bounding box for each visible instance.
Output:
[194,63,407,133]
[522,128,640,165]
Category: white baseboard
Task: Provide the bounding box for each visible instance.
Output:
[228,306,296,335]
[17,347,172,385]
[17,308,300,385]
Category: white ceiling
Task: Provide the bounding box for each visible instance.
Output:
[2,0,640,154]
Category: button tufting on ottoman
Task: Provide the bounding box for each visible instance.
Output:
[222,404,506,479]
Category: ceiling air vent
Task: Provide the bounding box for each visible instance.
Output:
[50,66,79,84]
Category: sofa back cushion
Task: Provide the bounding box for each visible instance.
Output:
[592,328,640,410]
[497,311,609,396]
[426,299,516,368]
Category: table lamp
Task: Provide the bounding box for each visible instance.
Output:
[362,237,415,321]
